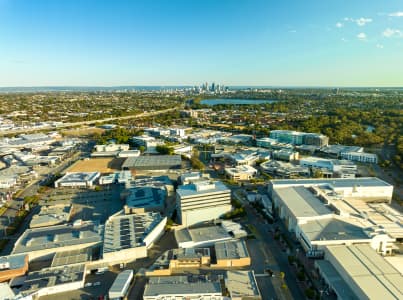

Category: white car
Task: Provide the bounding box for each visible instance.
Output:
[94,282,101,286]
[84,282,93,287]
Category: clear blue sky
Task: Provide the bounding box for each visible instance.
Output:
[1,0,402,87]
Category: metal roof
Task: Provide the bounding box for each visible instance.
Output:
[271,177,391,188]
[122,155,181,169]
[215,240,249,260]
[324,244,403,300]
[275,186,332,218]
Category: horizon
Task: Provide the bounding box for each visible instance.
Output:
[1,0,403,87]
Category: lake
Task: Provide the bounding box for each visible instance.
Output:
[200,98,277,106]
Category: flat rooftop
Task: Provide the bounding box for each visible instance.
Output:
[324,244,403,300]
[18,264,85,296]
[0,254,27,270]
[315,260,358,300]
[51,248,92,267]
[175,225,231,244]
[176,180,230,198]
[300,217,369,242]
[126,187,165,209]
[13,222,101,254]
[275,186,333,218]
[56,172,100,183]
[226,270,260,298]
[271,177,392,188]
[122,155,181,169]
[30,204,72,228]
[144,276,222,297]
[215,240,249,260]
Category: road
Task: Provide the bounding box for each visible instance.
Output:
[0,107,179,136]
[233,189,305,300]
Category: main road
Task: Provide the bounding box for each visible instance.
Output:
[0,107,179,136]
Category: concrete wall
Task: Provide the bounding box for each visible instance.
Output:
[181,204,232,227]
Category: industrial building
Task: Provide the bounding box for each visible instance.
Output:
[214,240,251,268]
[103,212,167,264]
[0,254,29,282]
[268,177,394,202]
[54,172,101,188]
[122,155,182,171]
[269,179,399,256]
[12,221,102,261]
[143,276,223,300]
[175,225,234,248]
[315,244,403,300]
[176,180,232,227]
[29,204,73,228]
[12,264,86,299]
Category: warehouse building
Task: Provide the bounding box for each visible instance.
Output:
[175,225,234,249]
[269,180,399,256]
[268,177,394,203]
[213,240,251,268]
[12,264,85,299]
[177,180,232,227]
[122,155,182,171]
[12,221,102,261]
[54,172,101,188]
[315,244,403,300]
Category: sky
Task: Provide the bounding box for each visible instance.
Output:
[0,0,403,87]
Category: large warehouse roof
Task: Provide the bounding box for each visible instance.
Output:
[122,155,181,170]
[275,186,332,218]
[324,244,403,300]
[270,177,391,188]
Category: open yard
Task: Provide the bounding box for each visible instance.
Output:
[66,157,125,173]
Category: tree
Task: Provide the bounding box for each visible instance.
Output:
[156,145,174,155]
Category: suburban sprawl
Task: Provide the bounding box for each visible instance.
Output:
[0,86,402,300]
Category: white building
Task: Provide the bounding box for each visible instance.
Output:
[54,172,101,188]
[177,180,232,227]
[299,157,357,177]
[94,144,130,152]
[225,165,257,181]
[269,179,398,256]
[341,151,378,164]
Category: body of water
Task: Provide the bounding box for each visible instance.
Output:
[200,98,277,106]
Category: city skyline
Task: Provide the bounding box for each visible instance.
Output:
[1,0,403,87]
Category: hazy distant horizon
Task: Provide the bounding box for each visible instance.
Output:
[1,1,402,87]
